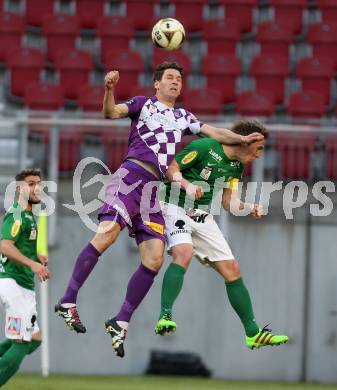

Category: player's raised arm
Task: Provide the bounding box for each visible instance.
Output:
[200,123,264,145]
[103,70,129,119]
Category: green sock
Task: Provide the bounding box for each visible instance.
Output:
[225,277,259,337]
[27,339,41,355]
[160,263,186,318]
[0,339,13,357]
[0,342,31,386]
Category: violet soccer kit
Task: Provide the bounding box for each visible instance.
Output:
[99,96,203,245]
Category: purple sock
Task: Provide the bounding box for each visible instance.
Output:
[116,263,158,322]
[61,243,101,304]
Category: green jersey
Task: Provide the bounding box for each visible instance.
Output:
[165,138,244,210]
[0,202,38,290]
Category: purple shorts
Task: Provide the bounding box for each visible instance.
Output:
[98,160,165,245]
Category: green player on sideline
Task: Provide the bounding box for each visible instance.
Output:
[155,120,288,350]
[0,169,50,386]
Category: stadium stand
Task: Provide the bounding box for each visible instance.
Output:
[316,0,337,25]
[269,0,307,34]
[54,48,93,100]
[275,133,318,180]
[287,91,327,118]
[183,88,223,115]
[325,134,337,180]
[203,18,241,56]
[102,50,144,101]
[153,49,192,73]
[0,12,25,63]
[307,22,337,66]
[250,54,289,104]
[42,14,80,62]
[96,16,134,60]
[201,54,240,103]
[77,85,104,112]
[24,82,63,110]
[75,0,105,29]
[171,0,206,32]
[218,0,258,33]
[6,47,45,97]
[297,56,335,104]
[124,0,157,31]
[236,91,275,117]
[25,0,54,27]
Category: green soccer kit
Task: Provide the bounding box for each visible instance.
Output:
[164,137,244,209]
[0,202,38,290]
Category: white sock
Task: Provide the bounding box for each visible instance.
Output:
[117,321,129,331]
[61,303,76,308]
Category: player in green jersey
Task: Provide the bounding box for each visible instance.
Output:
[0,169,50,386]
[155,120,288,349]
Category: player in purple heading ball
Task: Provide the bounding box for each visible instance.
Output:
[55,62,263,358]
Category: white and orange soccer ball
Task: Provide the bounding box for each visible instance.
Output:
[151,18,186,50]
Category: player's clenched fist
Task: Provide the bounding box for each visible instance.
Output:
[104,71,119,90]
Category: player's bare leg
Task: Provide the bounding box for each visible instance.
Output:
[212,260,288,349]
[55,221,121,333]
[105,238,164,357]
[155,243,193,335]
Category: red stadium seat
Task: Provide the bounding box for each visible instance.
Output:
[6,48,45,97]
[42,14,80,62]
[54,49,93,100]
[102,50,144,101]
[96,16,134,61]
[124,0,156,31]
[130,85,155,98]
[201,54,240,103]
[316,0,337,25]
[297,57,335,104]
[236,91,275,117]
[275,133,317,179]
[184,88,223,116]
[59,130,83,173]
[103,132,129,173]
[171,0,207,32]
[25,0,54,27]
[24,82,63,110]
[307,23,337,66]
[78,85,104,112]
[256,22,294,59]
[269,0,306,34]
[325,135,337,180]
[203,18,241,55]
[250,54,289,104]
[75,0,105,29]
[0,12,25,62]
[218,0,258,33]
[153,49,192,73]
[287,91,326,118]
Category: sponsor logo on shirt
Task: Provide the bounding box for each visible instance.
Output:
[200,166,212,180]
[230,161,241,167]
[10,220,21,237]
[7,317,21,335]
[144,221,164,235]
[209,150,222,162]
[181,151,198,165]
[125,98,135,105]
[170,219,189,235]
[29,227,37,240]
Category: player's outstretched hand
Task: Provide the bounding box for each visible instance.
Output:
[242,132,264,145]
[186,184,204,200]
[30,261,51,282]
[104,71,119,90]
[38,254,48,266]
[250,203,263,219]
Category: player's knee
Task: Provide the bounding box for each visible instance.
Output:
[145,253,164,271]
[222,259,241,281]
[173,248,193,269]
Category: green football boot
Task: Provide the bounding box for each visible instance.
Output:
[155,313,177,336]
[246,324,289,350]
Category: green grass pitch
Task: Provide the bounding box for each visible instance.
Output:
[7,375,337,390]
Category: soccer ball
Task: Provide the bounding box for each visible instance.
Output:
[151,18,186,50]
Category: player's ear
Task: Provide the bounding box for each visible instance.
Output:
[154,80,160,91]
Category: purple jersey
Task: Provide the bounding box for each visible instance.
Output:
[124,96,203,176]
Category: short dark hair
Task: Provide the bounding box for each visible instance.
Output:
[15,168,42,182]
[231,120,269,139]
[153,61,184,82]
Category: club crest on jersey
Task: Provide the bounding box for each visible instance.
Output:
[29,227,37,240]
[173,110,183,119]
[209,150,222,162]
[7,317,21,335]
[11,220,21,237]
[125,98,135,105]
[181,151,198,165]
[200,166,212,180]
